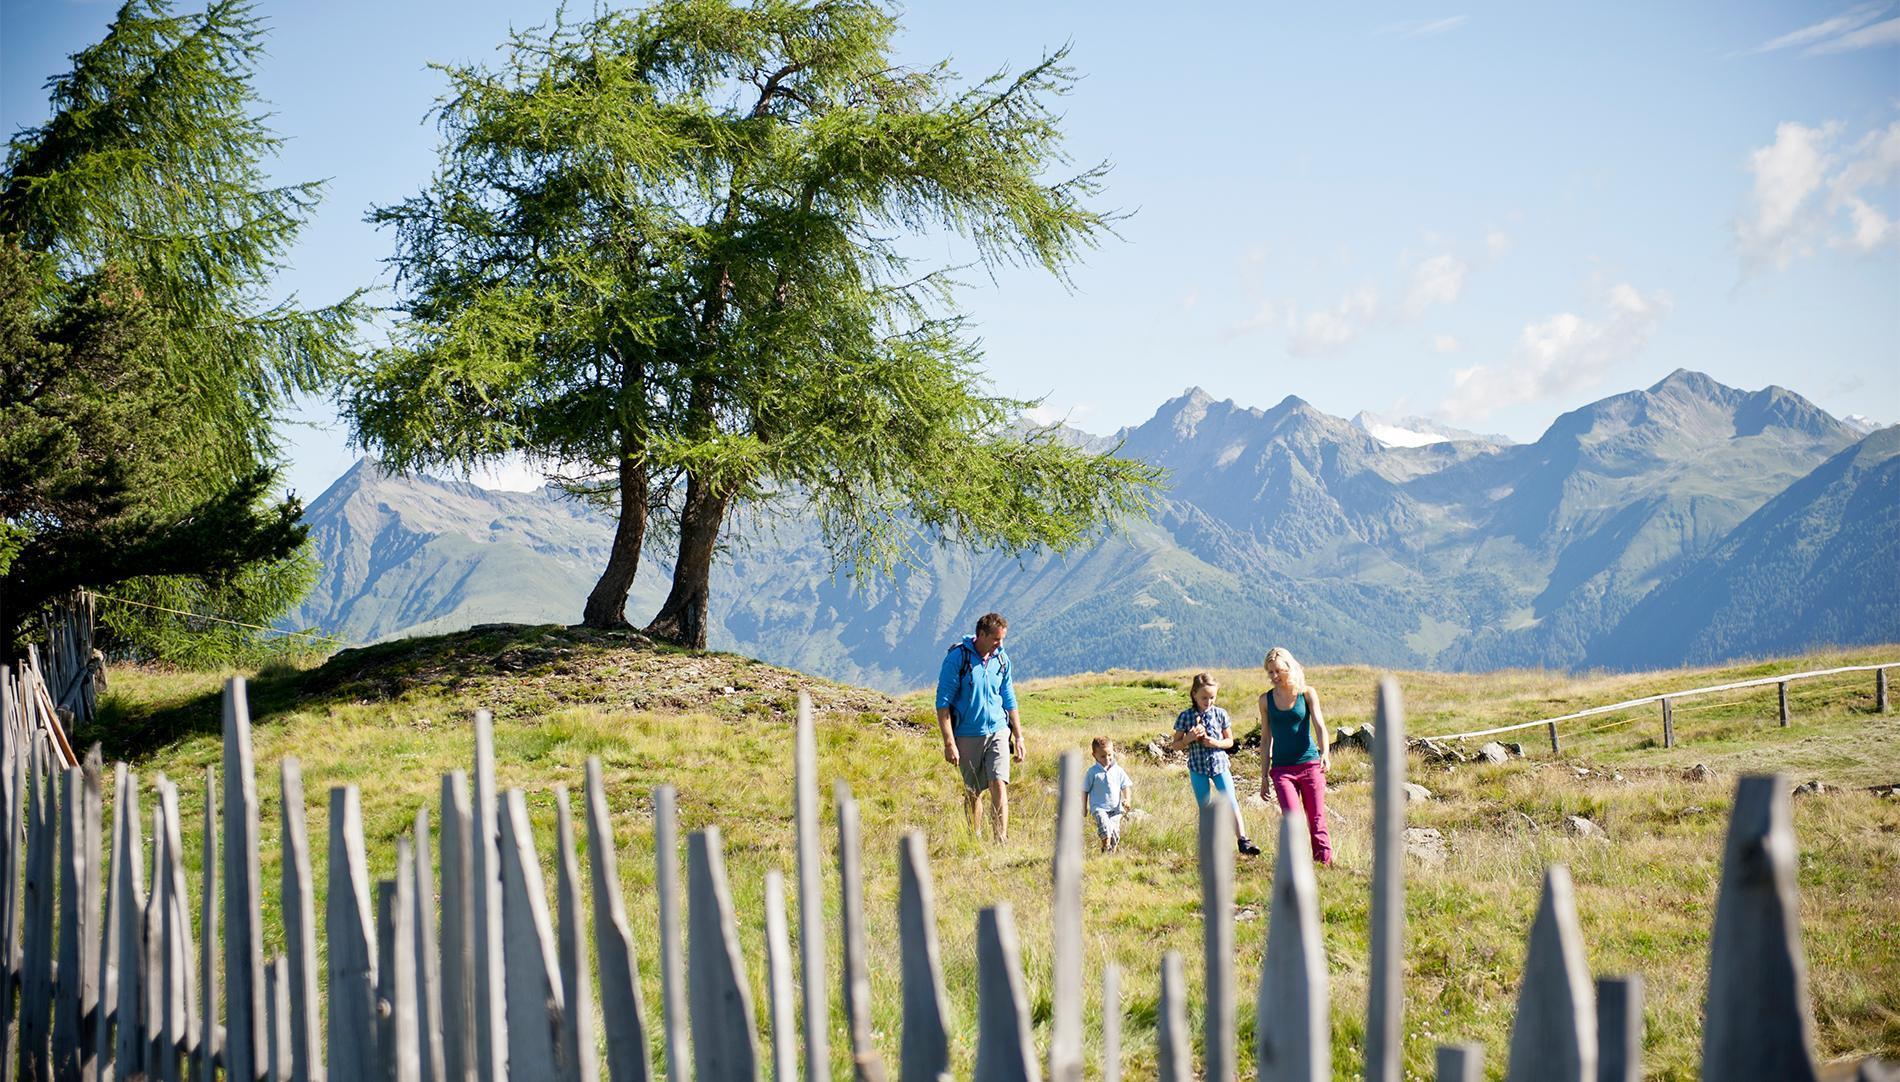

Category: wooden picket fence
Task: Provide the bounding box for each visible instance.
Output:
[0,591,100,773]
[0,675,1838,1081]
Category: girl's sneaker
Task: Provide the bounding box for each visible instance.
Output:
[1237,836,1262,856]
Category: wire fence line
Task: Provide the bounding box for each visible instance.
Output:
[0,670,1843,1081]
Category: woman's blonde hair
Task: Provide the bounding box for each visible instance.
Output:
[1189,672,1219,705]
[1263,647,1308,692]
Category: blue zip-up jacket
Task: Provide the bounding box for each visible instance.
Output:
[935,636,1017,737]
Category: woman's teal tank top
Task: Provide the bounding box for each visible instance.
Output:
[1266,691,1320,767]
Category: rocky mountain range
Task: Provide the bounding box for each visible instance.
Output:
[289,369,1898,689]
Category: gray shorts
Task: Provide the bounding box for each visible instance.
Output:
[955,732,1011,792]
[1092,808,1123,840]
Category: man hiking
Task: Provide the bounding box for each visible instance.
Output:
[936,612,1024,842]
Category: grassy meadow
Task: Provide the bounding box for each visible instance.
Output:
[86,632,1900,1079]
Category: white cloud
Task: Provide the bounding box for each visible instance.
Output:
[1376,15,1470,38]
[1025,402,1096,428]
[1439,284,1672,422]
[1744,2,1893,54]
[1736,116,1900,270]
[1430,334,1462,354]
[1807,14,1900,52]
[1288,287,1381,357]
[1485,230,1513,259]
[1403,254,1468,317]
[465,455,548,492]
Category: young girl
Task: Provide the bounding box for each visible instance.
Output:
[1168,673,1262,856]
[1257,647,1334,865]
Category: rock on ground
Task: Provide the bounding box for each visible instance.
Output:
[1477,741,1511,764]
[1401,782,1434,804]
[1562,815,1608,840]
[1403,826,1448,864]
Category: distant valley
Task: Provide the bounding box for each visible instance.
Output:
[290,370,1899,690]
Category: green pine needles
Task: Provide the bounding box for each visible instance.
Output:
[350,0,1161,646]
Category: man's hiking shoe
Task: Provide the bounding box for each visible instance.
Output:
[1237,837,1262,856]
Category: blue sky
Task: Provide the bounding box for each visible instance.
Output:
[5,1,1897,499]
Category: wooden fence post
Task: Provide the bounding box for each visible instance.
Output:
[78,748,102,1082]
[496,790,567,1080]
[584,760,653,1082]
[22,737,52,1080]
[1049,751,1084,1082]
[1198,790,1236,1082]
[1100,963,1121,1082]
[1434,1044,1482,1082]
[1660,698,1674,749]
[1156,951,1190,1082]
[327,785,381,1082]
[1778,681,1790,726]
[267,955,291,1082]
[1595,976,1642,1082]
[54,766,79,1078]
[377,841,422,1082]
[470,710,508,1082]
[835,782,888,1082]
[140,798,164,1076]
[108,765,145,1078]
[653,784,689,1081]
[1878,667,1890,713]
[552,786,601,1082]
[223,677,267,1082]
[414,806,447,1082]
[686,826,760,1082]
[439,771,476,1082]
[1,720,23,1082]
[1546,720,1561,756]
[1258,813,1329,1082]
[1701,774,1817,1082]
[1504,865,1596,1082]
[279,758,321,1082]
[93,763,140,1079]
[1366,677,1406,1082]
[764,870,797,1082]
[794,692,830,1082]
[973,904,1040,1082]
[896,832,950,1082]
[157,777,199,1080]
[202,765,221,1082]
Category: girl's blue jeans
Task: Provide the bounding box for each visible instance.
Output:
[1189,769,1240,818]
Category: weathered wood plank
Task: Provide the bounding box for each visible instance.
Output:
[974,904,1040,1082]
[835,781,887,1082]
[1258,813,1329,1082]
[379,840,421,1082]
[1878,666,1890,713]
[439,771,476,1082]
[223,677,268,1082]
[96,764,144,1080]
[1594,976,1641,1082]
[1155,951,1189,1082]
[279,757,321,1082]
[1546,720,1560,756]
[202,765,221,1082]
[793,692,829,1082]
[584,760,652,1082]
[1660,698,1674,749]
[1434,1044,1483,1082]
[653,783,689,1082]
[1504,865,1596,1082]
[896,832,950,1082]
[157,778,197,1082]
[1701,774,1817,1082]
[414,806,446,1082]
[1365,677,1406,1082]
[267,955,291,1082]
[470,710,508,1082]
[1778,681,1790,726]
[1049,751,1084,1082]
[497,789,566,1080]
[1,717,24,1082]
[55,765,83,1078]
[78,747,103,1082]
[552,786,600,1082]
[763,869,796,1082]
[686,826,760,1082]
[22,737,53,1080]
[142,801,165,1074]
[1198,784,1235,1082]
[327,785,382,1082]
[1100,963,1121,1082]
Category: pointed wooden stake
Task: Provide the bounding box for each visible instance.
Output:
[973,905,1040,1082]
[584,760,652,1082]
[279,758,321,1082]
[835,781,887,1082]
[1199,789,1235,1082]
[1258,813,1329,1082]
[1366,677,1405,1082]
[553,786,601,1082]
[1049,751,1084,1082]
[1504,865,1596,1082]
[686,826,760,1082]
[794,692,829,1082]
[1156,951,1190,1082]
[222,677,267,1082]
[497,790,567,1079]
[896,833,950,1082]
[326,785,381,1082]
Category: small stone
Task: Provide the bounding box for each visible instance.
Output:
[1477,741,1510,764]
[1124,808,1152,822]
[1562,815,1607,840]
[1401,782,1434,804]
[1234,905,1260,922]
[1403,826,1448,864]
[1792,780,1829,797]
[1144,742,1166,764]
[1685,763,1714,782]
[1506,742,1527,758]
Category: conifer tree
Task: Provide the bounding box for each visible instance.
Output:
[0,0,359,658]
[352,0,1158,646]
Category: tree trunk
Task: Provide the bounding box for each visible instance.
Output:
[581,431,650,628]
[644,471,730,649]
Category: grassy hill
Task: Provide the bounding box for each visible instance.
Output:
[89,629,1900,1079]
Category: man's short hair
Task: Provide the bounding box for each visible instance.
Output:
[975,612,1008,636]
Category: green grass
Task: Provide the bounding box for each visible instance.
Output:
[86,637,1900,1080]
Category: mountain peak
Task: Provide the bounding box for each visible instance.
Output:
[1647,368,1729,400]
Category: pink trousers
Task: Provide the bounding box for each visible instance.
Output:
[1269,760,1333,864]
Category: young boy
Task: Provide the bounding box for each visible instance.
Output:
[1083,737,1134,851]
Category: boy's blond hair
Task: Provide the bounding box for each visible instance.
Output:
[1091,735,1113,755]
